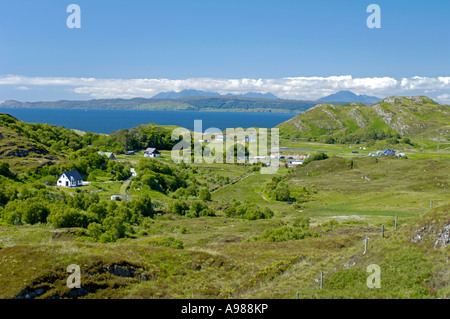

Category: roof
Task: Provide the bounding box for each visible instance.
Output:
[144,148,159,153]
[98,151,114,157]
[62,170,83,181]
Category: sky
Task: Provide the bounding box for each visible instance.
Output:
[1,0,450,102]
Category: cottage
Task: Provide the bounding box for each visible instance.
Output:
[57,170,83,188]
[98,151,116,160]
[144,148,161,158]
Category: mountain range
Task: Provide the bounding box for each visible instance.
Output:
[317,90,381,104]
[151,89,280,100]
[0,90,382,113]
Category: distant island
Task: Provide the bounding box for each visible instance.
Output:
[0,90,380,113]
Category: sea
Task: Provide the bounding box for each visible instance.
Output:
[0,108,296,134]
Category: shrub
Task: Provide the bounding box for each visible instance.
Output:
[170,200,189,215]
[225,204,273,220]
[143,236,184,249]
[301,152,329,167]
[0,161,10,177]
[1,199,50,225]
[199,188,212,201]
[247,225,319,242]
[47,207,89,228]
[86,222,103,240]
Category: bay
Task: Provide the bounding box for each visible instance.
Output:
[0,108,296,134]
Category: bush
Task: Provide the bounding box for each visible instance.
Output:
[225,203,273,220]
[101,216,126,241]
[1,199,50,225]
[301,152,329,167]
[86,222,103,240]
[199,188,211,201]
[47,207,89,228]
[170,200,189,215]
[248,225,319,242]
[0,161,10,177]
[143,236,184,249]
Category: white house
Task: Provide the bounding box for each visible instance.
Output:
[144,148,161,158]
[57,170,83,188]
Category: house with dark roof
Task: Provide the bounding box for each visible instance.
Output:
[144,148,161,158]
[57,170,83,187]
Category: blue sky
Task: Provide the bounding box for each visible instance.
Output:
[1,0,450,102]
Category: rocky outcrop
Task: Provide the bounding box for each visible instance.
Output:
[434,224,450,249]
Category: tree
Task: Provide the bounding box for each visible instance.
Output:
[0,161,10,177]
[171,200,189,215]
[274,182,291,202]
[131,194,154,218]
[199,188,211,201]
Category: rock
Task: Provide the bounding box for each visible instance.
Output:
[434,224,450,249]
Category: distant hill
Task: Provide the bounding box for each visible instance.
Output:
[151,90,221,99]
[224,92,279,99]
[318,90,381,105]
[151,89,279,100]
[277,96,450,144]
[0,95,320,113]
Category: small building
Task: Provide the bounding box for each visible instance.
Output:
[286,160,303,167]
[125,151,135,155]
[214,134,226,142]
[57,170,83,188]
[144,148,161,158]
[98,151,116,160]
[381,149,396,156]
[111,195,121,201]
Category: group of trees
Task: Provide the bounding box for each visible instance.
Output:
[324,129,406,146]
[264,176,293,202]
[0,181,159,243]
[224,201,274,220]
[92,124,180,154]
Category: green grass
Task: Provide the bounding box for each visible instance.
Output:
[0,137,449,299]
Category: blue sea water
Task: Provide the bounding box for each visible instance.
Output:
[0,108,296,134]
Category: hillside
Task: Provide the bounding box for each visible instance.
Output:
[277,96,450,145]
[0,96,318,113]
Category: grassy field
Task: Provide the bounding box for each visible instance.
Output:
[0,140,449,299]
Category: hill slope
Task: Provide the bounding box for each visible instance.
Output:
[277,96,450,144]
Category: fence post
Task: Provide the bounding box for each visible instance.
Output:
[320,271,324,289]
[394,215,398,230]
[296,292,299,299]
[381,224,384,238]
[364,237,368,254]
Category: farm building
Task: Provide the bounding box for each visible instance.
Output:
[144,148,161,158]
[57,170,83,188]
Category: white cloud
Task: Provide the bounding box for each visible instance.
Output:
[15,86,30,91]
[0,74,449,101]
[437,94,450,103]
